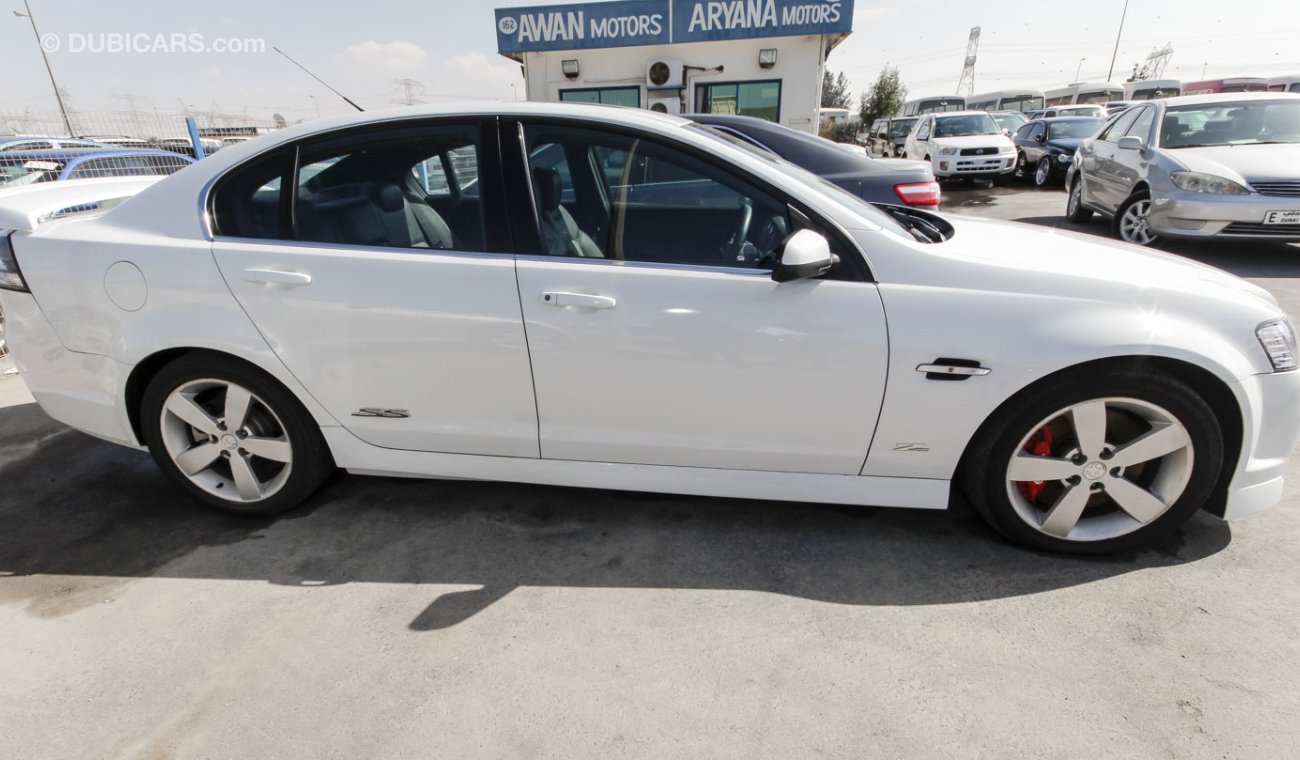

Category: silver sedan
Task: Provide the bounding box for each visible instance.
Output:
[1065,93,1300,246]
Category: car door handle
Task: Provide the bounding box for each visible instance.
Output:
[541,291,616,310]
[242,268,312,287]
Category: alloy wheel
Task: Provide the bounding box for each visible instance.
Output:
[1035,159,1051,186]
[1004,397,1193,542]
[1119,198,1157,245]
[159,378,294,502]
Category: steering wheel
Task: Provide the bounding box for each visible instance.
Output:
[725,198,754,264]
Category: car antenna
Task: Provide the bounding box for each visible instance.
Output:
[273,46,365,112]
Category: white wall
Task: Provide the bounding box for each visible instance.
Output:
[519,35,830,133]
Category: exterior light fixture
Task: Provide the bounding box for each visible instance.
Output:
[758,49,778,69]
[562,59,580,79]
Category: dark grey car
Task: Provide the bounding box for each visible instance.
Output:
[688,114,939,207]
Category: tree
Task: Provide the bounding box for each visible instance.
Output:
[859,66,908,127]
[821,70,852,110]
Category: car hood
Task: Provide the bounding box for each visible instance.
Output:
[929,134,1013,150]
[1167,143,1300,182]
[895,215,1278,314]
[1045,137,1084,153]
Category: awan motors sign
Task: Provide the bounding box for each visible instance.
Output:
[495,0,854,54]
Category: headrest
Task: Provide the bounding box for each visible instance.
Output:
[532,166,561,211]
[376,184,405,213]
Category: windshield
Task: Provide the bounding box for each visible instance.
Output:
[1161,101,1300,148]
[0,159,64,188]
[991,113,1026,132]
[687,124,917,240]
[888,118,917,138]
[1048,119,1105,140]
[934,114,1000,137]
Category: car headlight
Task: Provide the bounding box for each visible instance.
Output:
[1170,171,1250,195]
[1257,318,1298,371]
[1056,153,1073,163]
[938,146,958,156]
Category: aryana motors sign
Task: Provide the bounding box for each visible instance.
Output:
[494,0,854,54]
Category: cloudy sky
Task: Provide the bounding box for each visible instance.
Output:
[0,0,1296,124]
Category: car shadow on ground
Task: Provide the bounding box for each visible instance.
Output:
[0,402,1232,630]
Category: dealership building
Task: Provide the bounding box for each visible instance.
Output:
[494,0,855,133]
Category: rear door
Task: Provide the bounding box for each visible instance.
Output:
[1083,108,1141,212]
[210,118,539,457]
[507,119,889,474]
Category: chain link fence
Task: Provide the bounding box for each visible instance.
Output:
[0,109,284,190]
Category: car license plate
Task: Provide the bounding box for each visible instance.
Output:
[1263,210,1300,225]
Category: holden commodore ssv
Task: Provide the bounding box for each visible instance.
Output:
[0,102,1297,554]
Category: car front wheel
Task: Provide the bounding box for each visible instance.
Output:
[961,367,1223,554]
[141,353,335,515]
[1115,189,1160,246]
[1034,157,1053,187]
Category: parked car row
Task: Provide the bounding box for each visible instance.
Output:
[0,148,193,189]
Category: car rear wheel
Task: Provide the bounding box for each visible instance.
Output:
[1034,157,1053,187]
[142,354,335,516]
[1065,175,1093,223]
[960,368,1222,554]
[1115,190,1160,246]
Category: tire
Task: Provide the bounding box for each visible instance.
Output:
[141,353,335,516]
[1113,189,1160,246]
[1065,175,1094,223]
[959,367,1223,555]
[1034,157,1053,187]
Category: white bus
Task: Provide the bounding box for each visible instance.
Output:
[899,96,966,117]
[1123,79,1181,100]
[965,89,1044,113]
[1044,82,1125,106]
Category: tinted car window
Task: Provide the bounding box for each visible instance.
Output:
[211,149,293,239]
[1099,109,1140,142]
[294,125,487,252]
[1125,107,1156,141]
[522,123,789,269]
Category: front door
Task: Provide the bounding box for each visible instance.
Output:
[210,119,539,458]
[509,121,889,475]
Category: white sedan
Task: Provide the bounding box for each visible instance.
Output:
[1,102,1297,554]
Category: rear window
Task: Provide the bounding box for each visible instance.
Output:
[0,158,64,187]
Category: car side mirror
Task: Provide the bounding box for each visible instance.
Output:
[772,229,838,283]
[1035,133,1046,143]
[1118,135,1146,151]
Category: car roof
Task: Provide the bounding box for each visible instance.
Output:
[1158,92,1300,107]
[926,111,996,118]
[1041,116,1106,123]
[0,147,190,160]
[686,114,886,176]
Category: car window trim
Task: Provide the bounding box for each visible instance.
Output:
[500,115,873,283]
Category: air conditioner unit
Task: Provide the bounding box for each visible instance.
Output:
[647,96,681,115]
[646,59,684,90]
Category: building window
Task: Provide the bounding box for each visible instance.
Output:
[696,80,782,123]
[559,87,641,108]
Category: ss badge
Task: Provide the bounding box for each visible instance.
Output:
[352,408,411,419]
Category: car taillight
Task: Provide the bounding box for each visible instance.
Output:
[894,181,941,207]
[0,232,30,293]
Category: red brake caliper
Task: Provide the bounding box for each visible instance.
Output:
[1016,425,1054,501]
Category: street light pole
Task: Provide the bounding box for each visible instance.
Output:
[1075,57,1087,82]
[1106,0,1130,82]
[14,0,73,136]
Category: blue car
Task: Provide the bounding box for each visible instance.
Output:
[0,148,194,189]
